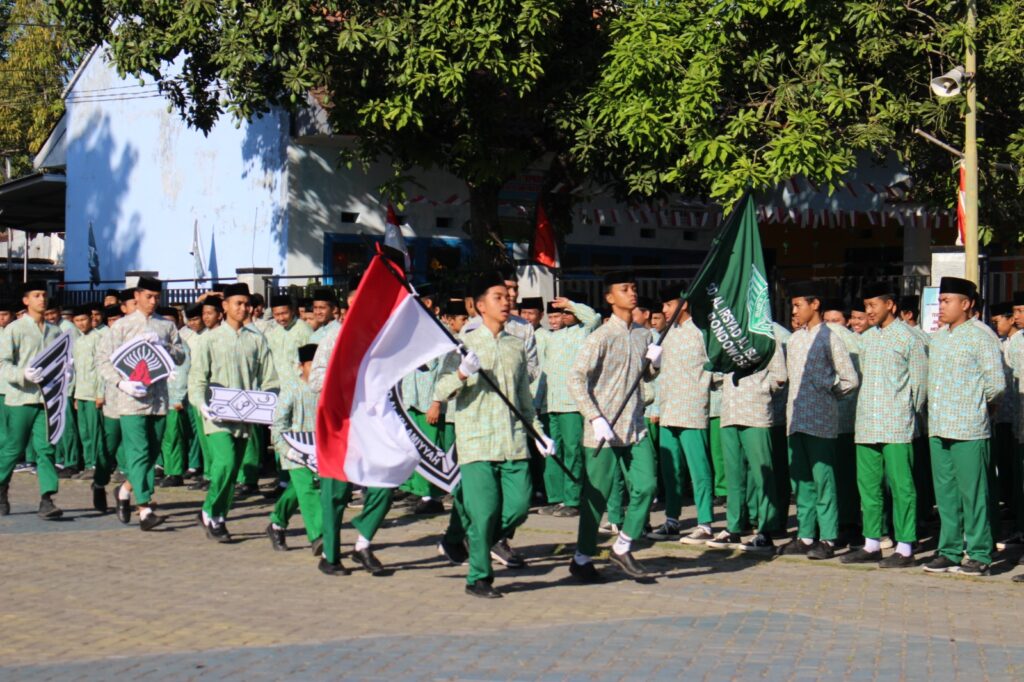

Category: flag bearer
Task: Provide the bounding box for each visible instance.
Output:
[567,271,661,582]
[646,291,714,545]
[705,329,788,553]
[188,283,278,542]
[435,272,554,598]
[778,281,859,560]
[266,344,324,555]
[0,281,64,519]
[97,277,185,531]
[309,302,399,577]
[841,283,928,568]
[538,297,600,518]
[923,277,1005,576]
[70,306,104,491]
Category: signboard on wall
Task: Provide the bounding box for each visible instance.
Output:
[921,286,941,333]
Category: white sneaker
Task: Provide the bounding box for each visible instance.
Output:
[680,527,715,545]
[705,530,741,550]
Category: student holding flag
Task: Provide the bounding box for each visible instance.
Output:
[435,271,554,598]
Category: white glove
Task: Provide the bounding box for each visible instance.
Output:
[535,434,556,457]
[23,366,44,383]
[645,344,663,369]
[199,403,220,423]
[591,417,615,443]
[458,350,481,378]
[139,330,160,344]
[117,380,148,399]
[167,370,178,383]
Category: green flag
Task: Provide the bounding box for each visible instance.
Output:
[685,193,776,374]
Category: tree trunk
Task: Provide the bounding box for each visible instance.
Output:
[466,180,508,269]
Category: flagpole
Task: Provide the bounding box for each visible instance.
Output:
[587,293,687,459]
[377,251,578,483]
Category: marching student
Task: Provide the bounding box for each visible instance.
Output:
[841,283,928,568]
[538,296,600,518]
[266,344,324,555]
[923,277,1004,576]
[567,271,661,581]
[159,309,192,489]
[96,277,185,531]
[647,291,715,545]
[186,301,219,491]
[778,281,859,560]
[435,272,554,597]
[188,283,279,542]
[265,295,312,381]
[70,306,104,486]
[0,281,65,519]
[308,288,340,343]
[519,296,550,502]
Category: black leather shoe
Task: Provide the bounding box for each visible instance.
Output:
[465,581,502,599]
[57,467,79,479]
[115,486,131,524]
[38,496,63,520]
[878,552,916,569]
[187,479,210,491]
[158,475,184,488]
[778,538,812,556]
[490,539,525,568]
[552,505,579,518]
[807,541,835,560]
[438,538,469,565]
[311,537,324,557]
[235,483,259,498]
[92,484,108,513]
[609,550,648,578]
[139,512,166,531]
[205,521,232,543]
[840,548,882,564]
[412,498,445,515]
[266,523,288,551]
[569,559,605,583]
[352,547,386,575]
[0,485,9,516]
[318,558,351,576]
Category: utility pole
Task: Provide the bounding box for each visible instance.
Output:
[963,0,979,285]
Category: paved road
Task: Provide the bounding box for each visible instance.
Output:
[2,471,1023,681]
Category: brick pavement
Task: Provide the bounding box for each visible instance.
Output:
[2,471,1023,681]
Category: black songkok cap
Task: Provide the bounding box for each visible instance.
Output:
[270,295,292,308]
[519,297,543,312]
[297,344,318,364]
[136,276,162,292]
[850,298,866,313]
[787,280,820,299]
[636,297,655,312]
[939,276,976,298]
[469,271,506,299]
[546,302,560,314]
[862,282,895,300]
[102,304,122,319]
[157,306,177,317]
[821,298,846,314]
[202,295,223,310]
[311,287,337,305]
[899,295,919,311]
[1012,291,1024,307]
[118,288,135,302]
[659,285,682,306]
[602,270,636,287]
[991,302,1013,317]
[20,280,47,296]
[445,299,468,317]
[72,305,91,317]
[185,304,203,319]
[222,283,250,299]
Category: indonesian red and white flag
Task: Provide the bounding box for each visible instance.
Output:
[315,253,457,486]
[531,201,559,268]
[384,204,412,272]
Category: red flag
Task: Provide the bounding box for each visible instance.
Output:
[956,163,967,246]
[531,202,559,268]
[315,254,457,485]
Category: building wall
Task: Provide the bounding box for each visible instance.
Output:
[63,52,289,287]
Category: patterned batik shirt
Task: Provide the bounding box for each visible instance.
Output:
[462,314,540,382]
[95,310,185,417]
[434,324,540,465]
[0,316,62,406]
[827,323,861,435]
[1006,331,1024,442]
[568,314,658,448]
[786,321,859,439]
[532,326,551,413]
[308,319,340,345]
[401,356,443,414]
[265,318,313,381]
[167,340,191,407]
[770,323,791,427]
[995,333,1018,426]
[854,320,928,444]
[928,320,1005,441]
[271,377,319,471]
[72,330,102,401]
[657,319,711,429]
[545,301,601,414]
[187,322,279,437]
[720,337,788,429]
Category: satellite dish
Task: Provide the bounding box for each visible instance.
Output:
[930,66,968,98]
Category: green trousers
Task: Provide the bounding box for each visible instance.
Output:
[788,432,839,541]
[930,437,993,565]
[189,405,211,478]
[75,400,103,470]
[659,425,711,523]
[0,404,58,496]
[835,433,860,529]
[578,438,657,555]
[319,477,394,564]
[161,409,189,477]
[456,459,532,585]
[545,412,584,507]
[100,416,124,487]
[855,443,916,543]
[721,425,778,533]
[709,416,726,497]
[270,467,323,542]
[607,455,627,526]
[400,409,444,499]
[55,398,82,469]
[120,414,166,505]
[203,432,248,519]
[236,425,264,486]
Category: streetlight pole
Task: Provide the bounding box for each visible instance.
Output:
[964,0,979,285]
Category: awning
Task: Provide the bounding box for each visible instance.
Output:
[0,172,66,234]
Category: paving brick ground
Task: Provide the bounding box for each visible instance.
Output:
[2,471,1024,681]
